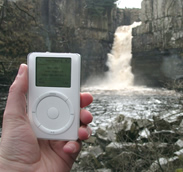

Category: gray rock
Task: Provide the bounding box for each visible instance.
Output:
[175,139,183,149]
[132,0,183,86]
[96,169,112,172]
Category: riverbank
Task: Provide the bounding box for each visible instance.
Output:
[70,87,183,171]
[72,113,183,171]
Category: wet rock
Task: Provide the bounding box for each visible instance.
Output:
[80,151,90,159]
[151,130,179,143]
[97,169,112,172]
[106,151,137,171]
[136,118,153,129]
[178,119,183,133]
[175,139,183,149]
[84,136,97,145]
[89,146,103,158]
[105,142,140,159]
[74,111,183,171]
[114,114,125,123]
[174,149,183,157]
[105,142,123,158]
[113,115,140,142]
[148,157,179,172]
[79,153,103,170]
[95,126,113,149]
[138,128,151,140]
[116,127,139,142]
[153,118,172,131]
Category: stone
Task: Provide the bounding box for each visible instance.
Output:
[105,142,140,158]
[149,157,179,172]
[89,146,103,158]
[105,142,123,158]
[84,136,97,144]
[76,113,183,171]
[80,153,103,170]
[174,149,183,157]
[175,139,183,149]
[138,128,150,139]
[80,151,90,159]
[153,118,172,131]
[132,0,183,86]
[97,169,112,172]
[178,120,183,132]
[136,118,153,129]
[106,151,136,171]
[151,130,178,143]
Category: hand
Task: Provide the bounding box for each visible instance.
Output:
[0,64,93,172]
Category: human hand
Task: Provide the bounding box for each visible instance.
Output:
[0,64,93,172]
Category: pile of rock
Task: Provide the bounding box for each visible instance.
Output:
[72,114,183,172]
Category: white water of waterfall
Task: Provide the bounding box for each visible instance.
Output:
[84,22,141,89]
[105,22,142,89]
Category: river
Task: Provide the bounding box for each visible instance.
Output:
[1,22,182,130]
[82,86,183,132]
[0,86,182,132]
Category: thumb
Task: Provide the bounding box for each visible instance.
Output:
[3,64,28,123]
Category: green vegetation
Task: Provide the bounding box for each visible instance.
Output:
[175,168,183,172]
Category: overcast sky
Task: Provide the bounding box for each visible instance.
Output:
[116,0,143,8]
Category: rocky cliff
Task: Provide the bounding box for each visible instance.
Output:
[0,0,140,85]
[132,0,183,86]
[44,0,141,83]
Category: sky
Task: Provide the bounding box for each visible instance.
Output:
[116,0,143,8]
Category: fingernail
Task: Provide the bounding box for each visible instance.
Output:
[66,143,76,153]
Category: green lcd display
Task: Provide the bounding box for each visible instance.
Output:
[36,57,71,87]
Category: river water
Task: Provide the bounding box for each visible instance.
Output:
[82,86,183,132]
[82,22,183,132]
[1,23,182,133]
[1,86,182,132]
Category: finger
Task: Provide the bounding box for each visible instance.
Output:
[78,126,92,140]
[80,92,93,108]
[63,140,81,154]
[3,64,28,121]
[80,109,93,125]
[50,140,81,168]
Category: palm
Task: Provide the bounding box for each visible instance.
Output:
[0,65,93,172]
[1,112,77,171]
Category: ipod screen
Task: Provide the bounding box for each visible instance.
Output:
[36,57,71,87]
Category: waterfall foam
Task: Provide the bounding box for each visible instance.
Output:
[105,22,142,89]
[84,22,141,90]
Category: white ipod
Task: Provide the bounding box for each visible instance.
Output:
[27,52,81,140]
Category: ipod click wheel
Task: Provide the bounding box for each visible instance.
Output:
[27,52,81,140]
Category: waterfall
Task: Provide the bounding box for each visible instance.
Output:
[104,22,142,88]
[104,22,142,89]
[84,22,141,89]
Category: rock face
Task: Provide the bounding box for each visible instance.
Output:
[0,0,141,85]
[72,114,183,171]
[132,0,183,86]
[43,0,141,83]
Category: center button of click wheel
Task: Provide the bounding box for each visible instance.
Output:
[47,107,59,119]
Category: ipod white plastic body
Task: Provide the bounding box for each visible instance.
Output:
[27,52,81,140]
